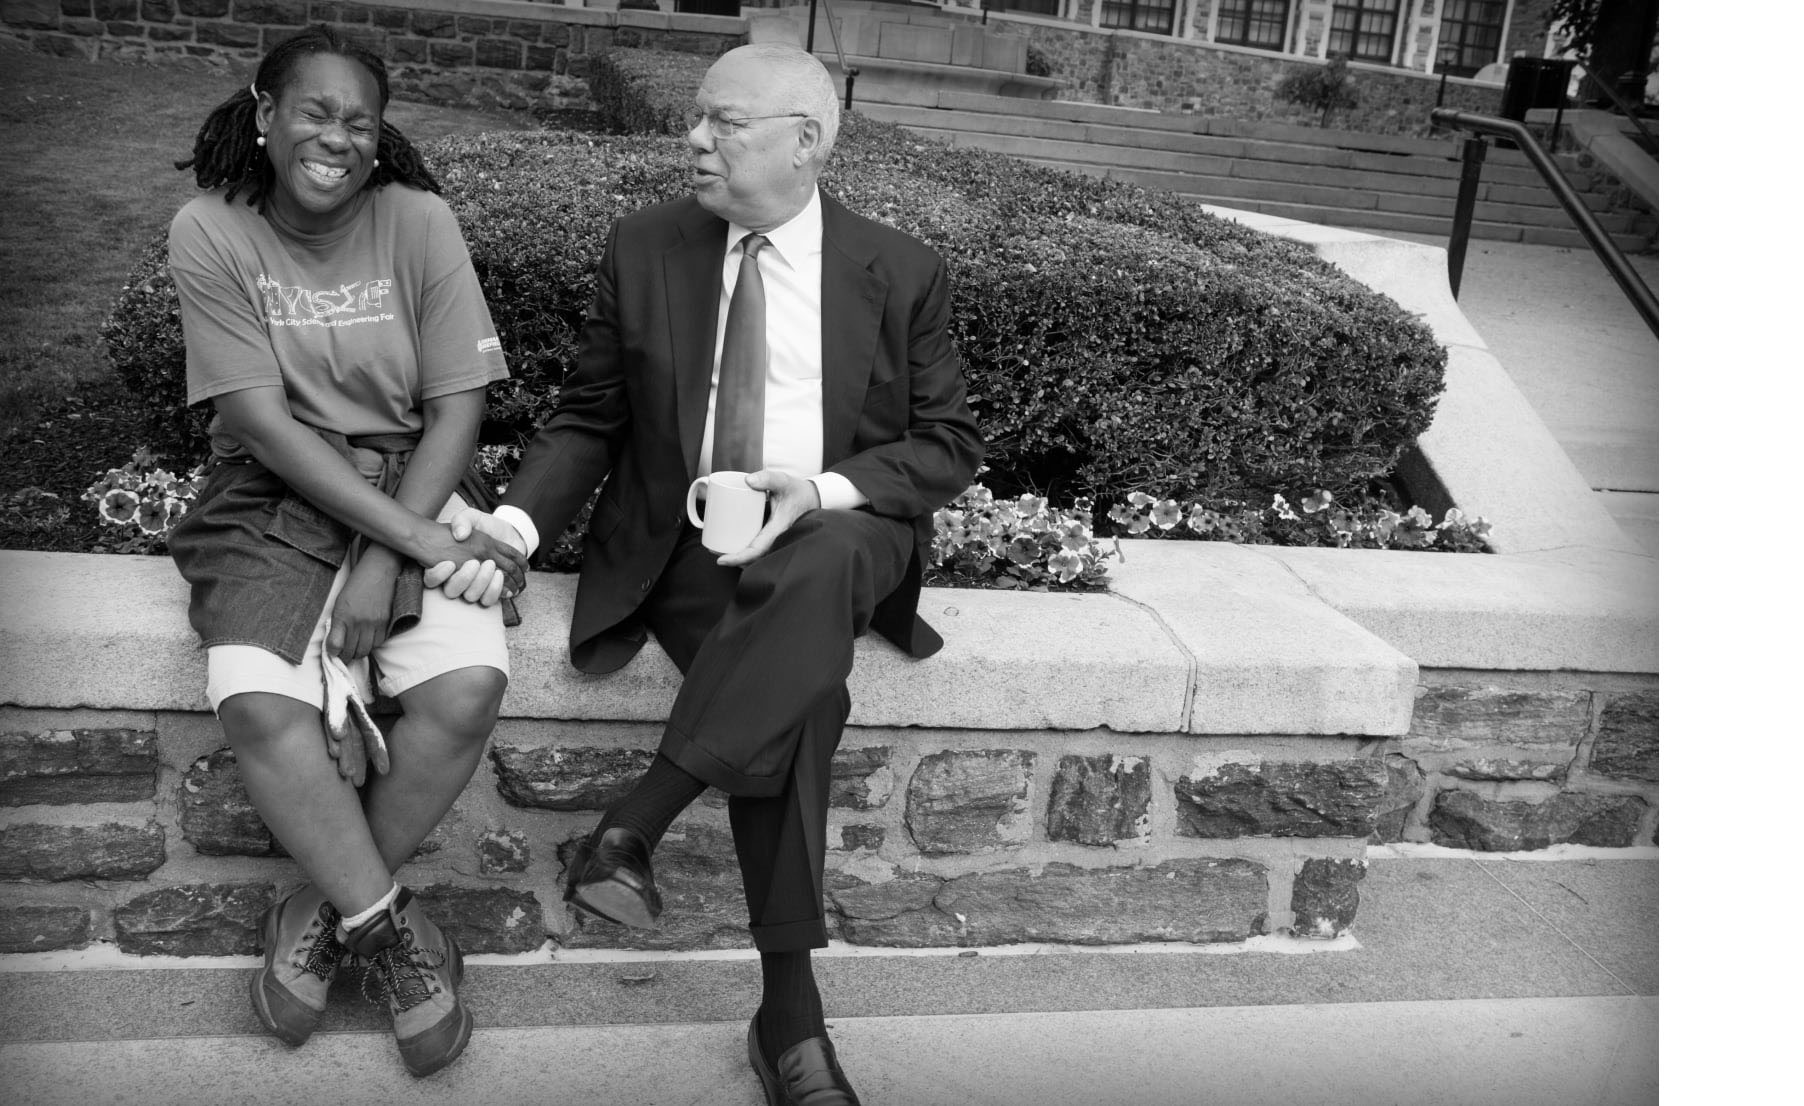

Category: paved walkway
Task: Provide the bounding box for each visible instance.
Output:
[1379,231,1659,556]
[0,856,1657,1105]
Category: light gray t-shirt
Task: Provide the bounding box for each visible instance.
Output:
[168,184,507,441]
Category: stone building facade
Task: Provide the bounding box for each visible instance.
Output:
[971,0,1555,78]
[0,0,1550,128]
[941,0,1553,125]
[0,0,746,111]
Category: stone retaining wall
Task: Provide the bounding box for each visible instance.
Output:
[0,666,1655,956]
[0,0,745,111]
[4,0,1508,131]
[996,15,1503,135]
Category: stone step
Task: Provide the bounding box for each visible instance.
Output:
[1034,157,1635,230]
[859,102,1597,194]
[1014,156,1646,245]
[0,998,1663,1106]
[0,857,1657,1024]
[926,89,1580,171]
[0,858,1659,1104]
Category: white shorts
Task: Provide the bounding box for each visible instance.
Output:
[206,493,510,713]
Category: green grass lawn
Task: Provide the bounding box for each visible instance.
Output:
[0,45,240,437]
[0,43,539,551]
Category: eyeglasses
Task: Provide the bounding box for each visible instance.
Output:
[684,110,809,140]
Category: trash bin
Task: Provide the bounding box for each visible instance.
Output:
[1497,57,1576,148]
[1500,57,1577,120]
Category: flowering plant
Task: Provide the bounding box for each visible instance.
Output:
[81,448,206,554]
[927,485,1115,590]
[1107,489,1492,553]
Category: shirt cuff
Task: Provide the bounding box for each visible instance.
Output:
[491,505,540,558]
[809,472,868,511]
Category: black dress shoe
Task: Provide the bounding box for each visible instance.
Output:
[563,824,661,929]
[747,1015,862,1106]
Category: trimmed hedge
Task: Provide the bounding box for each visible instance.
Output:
[583,46,710,137]
[101,92,1447,547]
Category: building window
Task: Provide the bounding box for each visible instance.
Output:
[1100,0,1176,35]
[1216,0,1291,51]
[1328,0,1400,64]
[1436,0,1507,77]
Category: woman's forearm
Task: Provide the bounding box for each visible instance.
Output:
[378,388,487,551]
[213,386,440,564]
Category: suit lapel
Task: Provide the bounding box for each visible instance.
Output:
[819,195,886,467]
[666,205,729,480]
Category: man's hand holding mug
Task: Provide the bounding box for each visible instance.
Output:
[690,469,820,567]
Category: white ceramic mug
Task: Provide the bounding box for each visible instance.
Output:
[685,470,769,554]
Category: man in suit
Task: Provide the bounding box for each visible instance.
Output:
[433,42,982,1103]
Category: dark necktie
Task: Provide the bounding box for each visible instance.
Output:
[711,232,769,473]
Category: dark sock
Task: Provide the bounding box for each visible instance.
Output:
[603,753,706,850]
[757,950,826,1063]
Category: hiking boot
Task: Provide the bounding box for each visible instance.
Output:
[343,887,472,1078]
[250,883,347,1047]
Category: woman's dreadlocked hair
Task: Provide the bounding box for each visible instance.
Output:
[175,24,440,209]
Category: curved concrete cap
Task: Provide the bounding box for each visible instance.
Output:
[1105,541,1417,735]
[1249,543,1656,673]
[0,549,1422,737]
[1195,205,1642,558]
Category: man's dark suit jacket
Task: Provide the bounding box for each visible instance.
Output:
[502,191,984,675]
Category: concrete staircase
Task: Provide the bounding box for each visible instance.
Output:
[855,92,1656,252]
[0,855,1659,1105]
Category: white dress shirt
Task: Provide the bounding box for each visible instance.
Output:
[495,187,865,556]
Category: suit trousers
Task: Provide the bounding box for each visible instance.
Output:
[638,508,914,952]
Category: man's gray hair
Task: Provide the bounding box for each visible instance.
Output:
[734,43,840,164]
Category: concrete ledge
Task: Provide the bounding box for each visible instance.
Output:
[1538,108,1658,211]
[0,539,1656,730]
[1407,343,1638,555]
[0,551,1343,735]
[1196,207,1641,558]
[499,577,1193,733]
[1106,543,1417,735]
[340,0,747,33]
[338,0,631,30]
[616,9,747,35]
[1248,545,1656,673]
[822,55,1063,105]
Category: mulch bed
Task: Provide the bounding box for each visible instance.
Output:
[0,380,176,554]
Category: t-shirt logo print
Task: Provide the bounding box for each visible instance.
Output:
[257,273,396,328]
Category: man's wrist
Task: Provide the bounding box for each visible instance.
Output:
[810,472,867,511]
[492,505,539,557]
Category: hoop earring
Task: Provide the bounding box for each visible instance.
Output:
[256,134,266,147]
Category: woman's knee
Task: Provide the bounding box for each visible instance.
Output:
[216,692,322,755]
[399,666,507,745]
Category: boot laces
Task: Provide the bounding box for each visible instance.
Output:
[360,924,446,1013]
[296,902,347,981]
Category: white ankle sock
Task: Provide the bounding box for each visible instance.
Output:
[337,882,400,940]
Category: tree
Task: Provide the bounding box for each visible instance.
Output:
[1545,0,1605,63]
[1275,55,1358,128]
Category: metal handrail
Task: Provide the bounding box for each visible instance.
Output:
[1573,62,1658,156]
[804,0,860,110]
[1431,108,1656,336]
